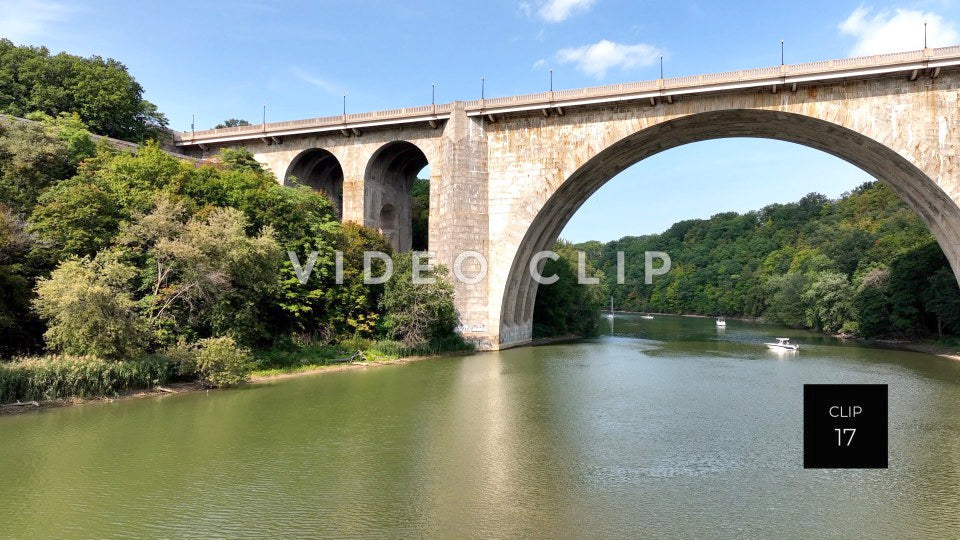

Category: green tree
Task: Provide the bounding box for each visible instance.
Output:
[29,176,125,260]
[0,110,403,358]
[214,118,251,129]
[0,203,38,354]
[218,147,265,173]
[192,336,253,387]
[590,181,955,339]
[80,141,189,213]
[764,272,809,327]
[0,39,168,141]
[32,254,147,360]
[382,252,459,348]
[853,266,892,338]
[0,115,74,215]
[119,200,281,346]
[803,272,855,333]
[925,268,960,337]
[886,243,940,335]
[25,111,96,167]
[336,222,392,337]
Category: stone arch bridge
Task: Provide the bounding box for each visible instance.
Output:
[176,47,960,350]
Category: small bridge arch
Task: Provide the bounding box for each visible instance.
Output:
[285,148,345,217]
[363,140,430,252]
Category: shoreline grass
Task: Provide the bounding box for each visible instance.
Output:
[0,338,474,408]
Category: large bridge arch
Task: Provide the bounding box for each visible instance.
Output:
[364,140,430,252]
[496,109,960,345]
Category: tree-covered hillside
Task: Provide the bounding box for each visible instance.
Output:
[0,39,167,142]
[580,183,960,338]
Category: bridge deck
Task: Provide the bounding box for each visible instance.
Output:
[175,46,960,147]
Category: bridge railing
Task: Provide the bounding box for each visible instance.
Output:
[181,104,452,140]
[457,46,960,111]
[176,46,960,143]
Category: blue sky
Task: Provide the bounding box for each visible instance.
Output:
[2,0,958,241]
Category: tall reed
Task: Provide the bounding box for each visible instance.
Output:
[0,355,174,403]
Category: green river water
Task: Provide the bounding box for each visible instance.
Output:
[1,314,959,537]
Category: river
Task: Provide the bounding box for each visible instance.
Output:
[1,314,958,537]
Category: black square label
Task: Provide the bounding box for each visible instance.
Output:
[804,384,888,468]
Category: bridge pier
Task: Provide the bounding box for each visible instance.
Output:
[434,103,498,348]
[342,175,365,225]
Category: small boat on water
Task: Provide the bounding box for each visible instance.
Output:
[716,317,726,327]
[765,337,799,351]
[640,314,654,319]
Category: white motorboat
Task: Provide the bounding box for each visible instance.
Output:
[765,337,799,351]
[716,317,726,327]
[640,314,654,319]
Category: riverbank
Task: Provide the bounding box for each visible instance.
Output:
[611,311,960,362]
[0,347,473,417]
[611,310,763,323]
[6,324,957,418]
[871,339,960,362]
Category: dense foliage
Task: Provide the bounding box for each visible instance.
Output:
[585,183,960,338]
[533,241,608,338]
[0,39,168,141]
[0,41,464,403]
[411,178,429,251]
[0,114,463,401]
[382,252,459,348]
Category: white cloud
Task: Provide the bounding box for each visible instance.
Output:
[532,58,547,70]
[556,39,662,78]
[839,6,959,56]
[0,0,74,43]
[290,67,343,96]
[537,0,596,22]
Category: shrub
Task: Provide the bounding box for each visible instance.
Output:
[160,339,199,378]
[193,336,252,387]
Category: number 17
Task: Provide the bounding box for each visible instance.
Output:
[835,428,856,446]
